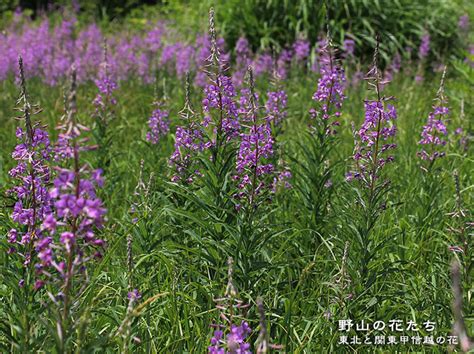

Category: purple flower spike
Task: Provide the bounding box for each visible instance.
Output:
[418,67,449,162]
[146,108,170,144]
[310,40,346,134]
[418,33,430,59]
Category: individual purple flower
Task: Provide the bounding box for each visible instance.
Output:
[146,107,170,144]
[127,289,142,300]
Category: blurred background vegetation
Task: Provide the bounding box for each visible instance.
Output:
[1,0,473,65]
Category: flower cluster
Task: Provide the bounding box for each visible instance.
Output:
[293,39,311,62]
[93,50,118,114]
[232,37,252,87]
[343,38,356,58]
[37,167,106,277]
[384,52,401,82]
[273,169,292,191]
[346,100,397,182]
[418,33,430,60]
[169,125,206,183]
[235,123,274,183]
[234,69,275,209]
[418,106,449,161]
[265,90,288,127]
[310,41,346,133]
[202,74,240,141]
[146,107,170,144]
[169,73,208,183]
[208,322,252,354]
[8,126,52,256]
[458,14,470,32]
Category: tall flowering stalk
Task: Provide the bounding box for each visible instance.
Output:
[292,34,346,235]
[234,66,274,212]
[346,44,397,188]
[265,62,288,131]
[264,65,292,191]
[169,72,206,183]
[5,56,53,348]
[415,31,430,82]
[310,38,346,135]
[450,260,473,352]
[417,66,449,166]
[202,8,240,165]
[40,67,106,351]
[146,92,170,145]
[345,38,398,277]
[170,9,239,186]
[93,41,117,167]
[255,297,283,353]
[7,57,52,271]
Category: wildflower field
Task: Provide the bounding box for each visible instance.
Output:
[0,1,472,352]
